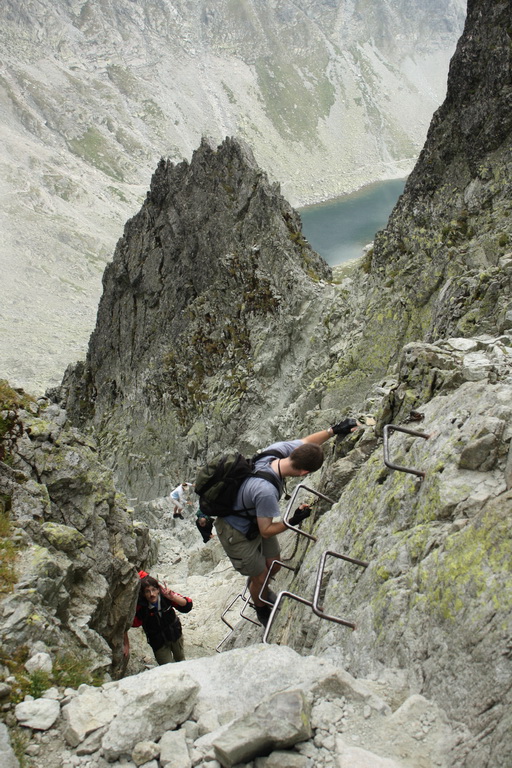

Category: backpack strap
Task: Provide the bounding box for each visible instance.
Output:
[251,469,282,495]
[252,447,288,462]
[235,453,285,514]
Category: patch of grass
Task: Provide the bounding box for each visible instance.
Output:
[53,651,104,689]
[221,81,237,105]
[26,669,52,698]
[107,185,129,203]
[0,645,30,704]
[0,379,34,452]
[10,726,30,767]
[0,510,18,596]
[68,126,125,181]
[0,645,104,709]
[0,379,35,462]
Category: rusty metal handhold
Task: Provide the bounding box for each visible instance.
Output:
[383,423,430,479]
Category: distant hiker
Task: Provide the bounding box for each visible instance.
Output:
[196,509,214,543]
[214,419,358,626]
[170,481,194,519]
[124,575,193,665]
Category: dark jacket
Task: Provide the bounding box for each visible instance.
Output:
[134,593,193,651]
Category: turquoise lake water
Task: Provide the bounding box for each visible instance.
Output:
[299,178,407,266]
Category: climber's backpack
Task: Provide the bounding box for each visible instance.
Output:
[194,448,286,517]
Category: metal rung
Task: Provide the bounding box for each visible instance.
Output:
[218,484,369,650]
[263,548,368,641]
[259,560,294,605]
[216,579,260,653]
[262,590,314,643]
[283,483,336,541]
[383,424,430,479]
[312,549,368,627]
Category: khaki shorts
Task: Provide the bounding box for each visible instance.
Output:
[215,518,281,577]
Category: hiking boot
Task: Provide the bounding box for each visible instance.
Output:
[255,605,272,627]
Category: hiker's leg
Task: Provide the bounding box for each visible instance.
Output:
[214,519,274,617]
[170,636,185,662]
[173,502,183,519]
[260,537,281,600]
[249,567,269,607]
[153,644,174,665]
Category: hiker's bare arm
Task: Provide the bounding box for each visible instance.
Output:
[302,420,360,445]
[257,516,287,538]
[301,428,335,445]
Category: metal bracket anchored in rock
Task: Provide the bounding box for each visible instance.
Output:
[263,548,368,643]
[282,482,337,541]
[382,423,430,479]
[216,578,260,652]
[217,483,369,649]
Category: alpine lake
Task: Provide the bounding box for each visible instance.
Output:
[299,178,407,267]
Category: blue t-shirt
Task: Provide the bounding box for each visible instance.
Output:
[223,440,303,535]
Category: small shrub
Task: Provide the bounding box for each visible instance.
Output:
[0,380,34,462]
[53,651,103,688]
[10,727,30,767]
[27,669,52,698]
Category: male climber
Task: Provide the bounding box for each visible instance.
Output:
[214,418,358,626]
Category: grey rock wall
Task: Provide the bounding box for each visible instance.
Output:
[285,0,512,437]
[358,0,512,361]
[250,334,512,767]
[0,395,151,680]
[1,1,511,766]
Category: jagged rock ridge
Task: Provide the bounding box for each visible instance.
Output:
[0,0,511,765]
[286,0,512,415]
[60,136,333,501]
[357,0,512,360]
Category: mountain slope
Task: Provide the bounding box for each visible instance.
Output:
[0,0,465,393]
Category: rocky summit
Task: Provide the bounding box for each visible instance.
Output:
[0,0,511,766]
[58,136,332,501]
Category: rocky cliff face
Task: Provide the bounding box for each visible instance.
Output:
[1,0,511,765]
[268,334,512,766]
[0,0,465,394]
[354,0,512,366]
[59,136,334,501]
[0,383,151,682]
[293,0,512,418]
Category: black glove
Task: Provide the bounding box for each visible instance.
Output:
[331,417,358,437]
[289,505,311,526]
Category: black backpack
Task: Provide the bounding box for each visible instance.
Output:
[194,448,286,517]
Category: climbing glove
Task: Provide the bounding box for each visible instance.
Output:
[289,505,311,526]
[331,417,358,437]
